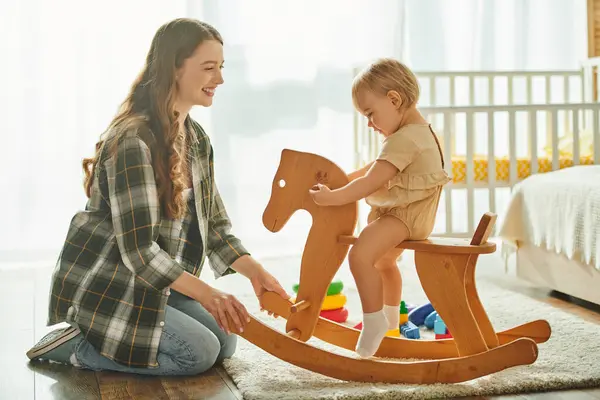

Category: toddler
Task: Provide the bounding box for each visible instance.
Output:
[309,58,450,357]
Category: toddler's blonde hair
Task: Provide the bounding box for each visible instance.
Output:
[352,58,420,111]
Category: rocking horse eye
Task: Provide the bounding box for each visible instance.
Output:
[278,179,286,188]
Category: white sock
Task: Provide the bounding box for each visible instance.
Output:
[383,304,400,330]
[69,352,81,368]
[355,309,389,358]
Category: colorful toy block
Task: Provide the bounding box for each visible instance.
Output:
[386,328,400,337]
[424,311,438,330]
[434,318,447,335]
[433,314,453,339]
[408,302,434,326]
[352,323,401,337]
[319,307,348,323]
[293,280,349,323]
[321,293,346,310]
[399,301,409,325]
[400,321,420,339]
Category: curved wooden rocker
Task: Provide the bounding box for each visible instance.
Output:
[230,149,550,384]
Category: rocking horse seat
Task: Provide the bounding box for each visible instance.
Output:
[337,235,496,255]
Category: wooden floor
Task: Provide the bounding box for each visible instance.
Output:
[2,255,600,400]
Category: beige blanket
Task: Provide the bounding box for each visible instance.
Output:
[498,165,600,270]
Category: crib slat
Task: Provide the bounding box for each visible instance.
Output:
[487,111,496,214]
[444,112,453,234]
[573,110,580,165]
[508,76,514,105]
[526,76,533,104]
[508,111,517,185]
[488,76,494,105]
[469,77,475,105]
[430,77,436,106]
[529,111,538,175]
[551,110,559,171]
[450,77,456,106]
[564,75,570,103]
[466,112,475,233]
[594,109,600,164]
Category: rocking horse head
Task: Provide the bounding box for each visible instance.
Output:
[262,149,351,232]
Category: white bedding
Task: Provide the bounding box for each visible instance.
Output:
[498,165,600,271]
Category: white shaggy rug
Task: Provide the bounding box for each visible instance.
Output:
[219,254,600,399]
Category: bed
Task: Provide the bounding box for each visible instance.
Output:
[497,165,600,305]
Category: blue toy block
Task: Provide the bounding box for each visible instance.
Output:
[434,316,447,335]
[400,321,420,339]
[424,311,438,330]
[408,302,434,326]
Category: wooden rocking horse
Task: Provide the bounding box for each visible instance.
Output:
[228,149,551,384]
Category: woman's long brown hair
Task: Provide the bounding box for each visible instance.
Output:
[82,18,222,219]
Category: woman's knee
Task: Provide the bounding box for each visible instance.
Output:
[160,307,223,375]
[164,328,221,375]
[216,333,237,363]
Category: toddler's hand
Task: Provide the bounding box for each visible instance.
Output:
[309,183,334,206]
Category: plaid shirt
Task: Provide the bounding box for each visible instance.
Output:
[47,118,249,368]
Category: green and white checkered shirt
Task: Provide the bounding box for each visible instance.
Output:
[47,117,249,368]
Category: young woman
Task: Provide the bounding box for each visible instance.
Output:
[26,18,289,376]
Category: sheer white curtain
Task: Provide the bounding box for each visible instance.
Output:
[402,0,586,72]
[0,0,194,263]
[0,0,405,263]
[0,0,587,263]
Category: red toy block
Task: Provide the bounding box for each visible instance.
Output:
[435,332,453,339]
[320,307,349,323]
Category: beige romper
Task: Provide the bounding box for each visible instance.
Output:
[366,124,451,240]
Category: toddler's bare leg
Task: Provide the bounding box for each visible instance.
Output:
[349,215,410,357]
[375,247,405,329]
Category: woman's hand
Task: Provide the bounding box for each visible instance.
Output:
[250,268,290,317]
[309,183,337,206]
[230,255,290,316]
[197,287,250,335]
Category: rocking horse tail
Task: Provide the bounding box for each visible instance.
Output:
[462,213,499,348]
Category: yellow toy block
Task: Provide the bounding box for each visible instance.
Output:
[289,293,347,311]
[321,293,347,310]
[386,328,400,337]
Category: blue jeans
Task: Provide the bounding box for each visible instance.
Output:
[72,291,237,375]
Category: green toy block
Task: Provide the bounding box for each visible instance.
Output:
[293,280,344,296]
[399,300,409,325]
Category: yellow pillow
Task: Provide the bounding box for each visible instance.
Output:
[543,129,594,158]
